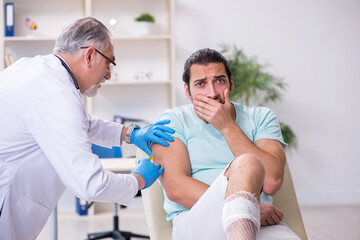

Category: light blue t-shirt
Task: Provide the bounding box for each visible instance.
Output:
[156,102,286,220]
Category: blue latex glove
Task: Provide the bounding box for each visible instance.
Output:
[131,119,175,156]
[131,158,164,189]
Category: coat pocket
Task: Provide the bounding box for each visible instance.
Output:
[13,194,51,239]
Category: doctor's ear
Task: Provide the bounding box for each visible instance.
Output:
[83,47,96,67]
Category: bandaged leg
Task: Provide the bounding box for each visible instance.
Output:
[222,190,260,240]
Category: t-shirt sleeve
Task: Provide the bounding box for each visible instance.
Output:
[253,107,287,147]
[156,109,187,146]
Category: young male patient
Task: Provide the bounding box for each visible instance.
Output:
[151,48,300,240]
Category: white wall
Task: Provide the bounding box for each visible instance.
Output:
[174,0,360,206]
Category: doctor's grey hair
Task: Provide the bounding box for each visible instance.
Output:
[53,17,111,55]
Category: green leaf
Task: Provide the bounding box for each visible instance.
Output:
[135,13,155,23]
[219,43,285,106]
[280,122,297,151]
[219,43,297,151]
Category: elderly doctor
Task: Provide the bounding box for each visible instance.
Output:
[0,17,174,239]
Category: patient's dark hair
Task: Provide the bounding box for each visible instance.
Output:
[182,48,232,91]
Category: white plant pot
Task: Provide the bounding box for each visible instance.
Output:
[137,22,152,36]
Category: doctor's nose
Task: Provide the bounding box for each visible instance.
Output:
[105,71,111,80]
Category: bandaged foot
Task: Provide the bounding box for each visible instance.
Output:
[222,191,260,240]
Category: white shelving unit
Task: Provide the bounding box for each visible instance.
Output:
[1,0,175,215]
[84,0,176,122]
[1,0,176,116]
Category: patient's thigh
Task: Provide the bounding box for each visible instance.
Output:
[172,174,228,240]
[257,223,301,240]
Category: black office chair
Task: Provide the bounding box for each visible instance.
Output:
[87,203,149,240]
[87,116,149,240]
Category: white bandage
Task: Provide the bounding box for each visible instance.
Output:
[222,190,260,232]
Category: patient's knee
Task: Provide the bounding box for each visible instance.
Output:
[225,153,265,179]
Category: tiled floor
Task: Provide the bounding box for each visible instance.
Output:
[301,204,360,240]
[38,201,360,240]
[38,197,148,240]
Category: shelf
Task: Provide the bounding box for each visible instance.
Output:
[3,35,171,43]
[113,35,172,40]
[3,36,57,42]
[103,80,171,85]
[100,157,136,173]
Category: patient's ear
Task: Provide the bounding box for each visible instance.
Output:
[230,76,234,93]
[184,83,191,100]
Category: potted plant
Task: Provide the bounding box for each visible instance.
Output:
[220,44,297,151]
[134,13,155,36]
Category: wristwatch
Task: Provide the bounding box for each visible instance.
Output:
[125,123,140,144]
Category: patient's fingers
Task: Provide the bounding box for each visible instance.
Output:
[274,208,283,221]
[194,108,210,121]
[193,99,216,112]
[194,104,212,117]
[196,95,219,106]
[271,212,281,224]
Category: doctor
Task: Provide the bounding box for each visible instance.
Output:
[0,17,174,239]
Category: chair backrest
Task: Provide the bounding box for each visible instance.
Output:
[272,163,308,240]
[137,149,172,240]
[137,149,307,240]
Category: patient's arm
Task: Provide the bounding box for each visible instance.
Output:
[260,203,283,226]
[222,126,286,195]
[151,138,209,209]
[194,94,286,195]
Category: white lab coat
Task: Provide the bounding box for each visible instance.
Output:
[0,55,138,239]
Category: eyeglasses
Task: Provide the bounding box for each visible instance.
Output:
[80,46,116,73]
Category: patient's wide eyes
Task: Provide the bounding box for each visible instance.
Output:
[195,82,204,87]
[193,78,226,88]
[215,78,226,84]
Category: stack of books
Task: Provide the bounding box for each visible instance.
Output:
[4,54,14,68]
